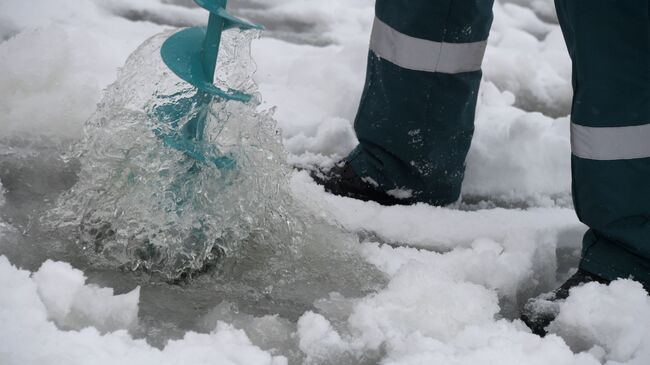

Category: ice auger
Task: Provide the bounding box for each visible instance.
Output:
[154,0,262,169]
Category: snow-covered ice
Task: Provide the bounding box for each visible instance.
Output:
[3,254,649,365]
[1,0,648,364]
[0,256,288,365]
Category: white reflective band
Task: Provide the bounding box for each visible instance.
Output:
[369,17,487,74]
[571,122,650,160]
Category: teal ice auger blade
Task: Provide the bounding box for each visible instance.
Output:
[161,0,262,102]
[154,0,262,169]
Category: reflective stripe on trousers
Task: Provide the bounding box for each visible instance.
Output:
[571,122,650,161]
[369,16,488,74]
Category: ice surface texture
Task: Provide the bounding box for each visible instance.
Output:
[50,30,301,280]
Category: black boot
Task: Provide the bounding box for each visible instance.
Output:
[309,161,415,206]
[520,269,609,337]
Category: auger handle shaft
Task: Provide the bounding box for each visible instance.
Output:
[202,12,224,82]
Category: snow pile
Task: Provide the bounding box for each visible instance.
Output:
[507,0,558,22]
[460,2,573,201]
[550,280,650,363]
[0,256,287,365]
[297,312,349,361]
[348,265,500,347]
[32,259,140,332]
[291,251,649,365]
[0,26,101,138]
[293,257,602,365]
[486,2,571,117]
[5,253,649,365]
[0,0,193,138]
[254,37,367,166]
[376,322,597,365]
[358,239,551,306]
[465,83,572,202]
[292,171,582,250]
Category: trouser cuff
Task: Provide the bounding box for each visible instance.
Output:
[580,231,650,291]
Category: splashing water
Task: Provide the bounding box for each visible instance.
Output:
[47,29,377,289]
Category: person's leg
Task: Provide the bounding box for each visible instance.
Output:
[556,0,650,288]
[346,0,494,205]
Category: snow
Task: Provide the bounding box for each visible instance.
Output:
[292,171,583,250]
[289,261,650,365]
[288,259,649,365]
[549,280,650,363]
[386,188,413,200]
[1,0,649,364]
[297,312,349,362]
[33,260,140,332]
[348,266,500,348]
[0,256,288,365]
[0,0,169,137]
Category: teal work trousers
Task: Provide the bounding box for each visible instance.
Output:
[350,0,650,287]
[555,0,650,287]
[349,0,494,205]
